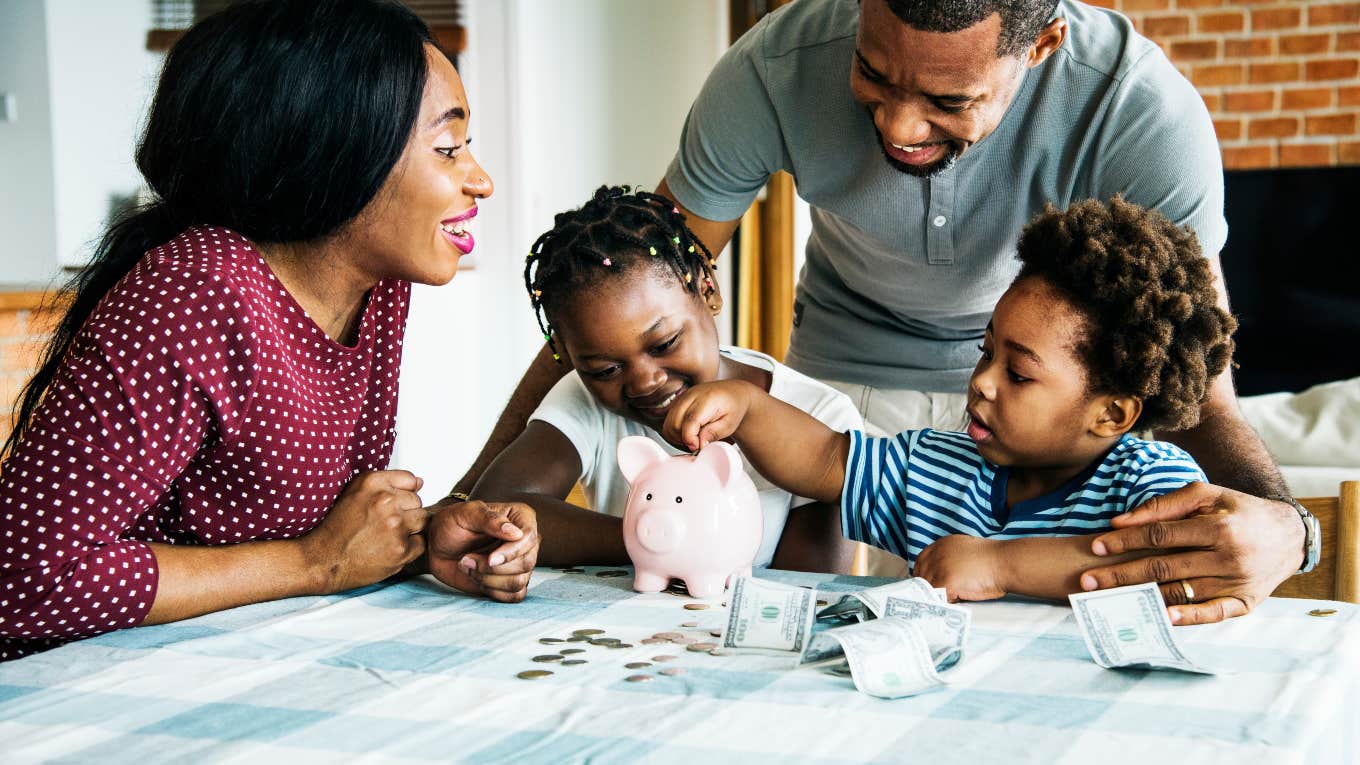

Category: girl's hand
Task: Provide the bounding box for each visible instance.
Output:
[297,470,428,594]
[662,380,757,452]
[427,500,539,603]
[913,535,1009,602]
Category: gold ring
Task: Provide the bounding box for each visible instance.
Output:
[1180,579,1196,603]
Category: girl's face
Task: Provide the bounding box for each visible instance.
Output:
[553,268,721,431]
[966,277,1117,469]
[347,45,494,286]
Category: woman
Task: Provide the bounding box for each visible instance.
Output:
[0,0,538,662]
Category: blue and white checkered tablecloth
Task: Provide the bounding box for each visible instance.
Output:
[1,567,1356,764]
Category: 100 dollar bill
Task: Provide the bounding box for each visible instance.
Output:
[721,576,817,653]
[1068,582,1217,674]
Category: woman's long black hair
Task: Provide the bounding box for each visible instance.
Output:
[3,0,434,460]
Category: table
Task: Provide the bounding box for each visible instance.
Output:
[1,568,1356,764]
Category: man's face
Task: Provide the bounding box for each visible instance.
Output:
[851,1,1032,177]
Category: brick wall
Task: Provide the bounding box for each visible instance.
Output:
[0,296,59,448]
[1087,0,1360,168]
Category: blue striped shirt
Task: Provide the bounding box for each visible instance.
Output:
[840,430,1207,567]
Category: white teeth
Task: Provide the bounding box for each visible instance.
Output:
[650,389,681,410]
[892,142,922,153]
[441,222,469,236]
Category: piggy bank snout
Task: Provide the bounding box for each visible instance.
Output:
[635,511,685,555]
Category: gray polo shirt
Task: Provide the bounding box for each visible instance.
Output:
[665,0,1226,393]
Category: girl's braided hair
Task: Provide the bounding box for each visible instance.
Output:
[524,185,719,360]
[1016,196,1237,431]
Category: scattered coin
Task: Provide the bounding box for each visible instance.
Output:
[538,638,565,645]
[625,662,653,669]
[1309,608,1338,617]
[517,670,553,680]
[561,659,588,666]
[597,570,630,578]
[709,630,722,637]
[652,655,677,662]
[625,674,654,683]
[687,642,717,652]
[572,628,605,636]
[532,654,564,663]
[659,667,687,677]
[708,648,731,656]
[681,621,699,628]
[671,636,697,645]
[567,636,592,643]
[641,638,666,645]
[654,632,684,641]
[560,648,585,655]
[590,638,620,646]
[613,643,635,649]
[816,600,829,608]
[683,603,710,611]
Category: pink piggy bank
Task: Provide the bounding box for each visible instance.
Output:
[617,436,764,599]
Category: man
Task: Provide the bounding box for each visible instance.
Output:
[438,0,1313,625]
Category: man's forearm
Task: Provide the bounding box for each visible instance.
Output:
[1158,404,1287,498]
[451,344,570,496]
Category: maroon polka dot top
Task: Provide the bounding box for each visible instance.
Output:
[0,226,410,661]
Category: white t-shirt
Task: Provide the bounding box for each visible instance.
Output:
[530,346,864,566]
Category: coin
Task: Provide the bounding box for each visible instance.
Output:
[683,603,710,611]
[640,638,666,645]
[654,632,684,641]
[659,667,687,677]
[652,655,677,662]
[625,662,652,669]
[1309,608,1338,617]
[567,636,591,643]
[561,659,588,666]
[681,621,699,628]
[709,630,722,637]
[708,648,731,656]
[572,628,605,636]
[816,600,829,608]
[687,642,717,652]
[597,570,630,578]
[532,654,564,663]
[590,638,620,646]
[560,648,585,655]
[613,643,635,649]
[517,670,553,680]
[671,636,696,645]
[539,638,565,645]
[625,674,653,683]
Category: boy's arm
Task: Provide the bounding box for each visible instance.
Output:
[915,534,1147,602]
[664,380,849,504]
[466,420,630,567]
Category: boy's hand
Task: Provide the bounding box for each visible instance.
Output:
[913,535,1008,602]
[662,380,757,452]
[426,500,539,603]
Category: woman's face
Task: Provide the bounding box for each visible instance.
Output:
[349,44,494,286]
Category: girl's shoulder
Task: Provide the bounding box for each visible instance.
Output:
[720,345,864,431]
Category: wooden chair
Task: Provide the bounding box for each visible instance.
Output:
[1271,481,1359,603]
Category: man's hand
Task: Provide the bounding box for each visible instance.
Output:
[1081,482,1304,625]
[662,380,757,452]
[913,535,1009,602]
[426,499,540,603]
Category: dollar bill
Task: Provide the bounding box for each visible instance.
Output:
[815,617,946,698]
[816,577,944,624]
[721,576,817,653]
[1068,582,1217,675]
[882,596,970,671]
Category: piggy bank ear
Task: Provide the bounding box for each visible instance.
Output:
[693,441,744,487]
[617,436,670,484]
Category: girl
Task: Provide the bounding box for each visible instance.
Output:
[663,197,1237,602]
[0,0,535,661]
[466,186,861,573]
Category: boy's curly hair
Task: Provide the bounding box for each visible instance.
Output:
[1015,196,1237,432]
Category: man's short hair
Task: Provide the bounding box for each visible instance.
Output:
[883,0,1060,57]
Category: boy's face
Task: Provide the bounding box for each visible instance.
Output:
[966,277,1111,468]
[552,268,721,431]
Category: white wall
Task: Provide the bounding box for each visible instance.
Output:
[391,0,730,502]
[0,0,59,284]
[45,0,162,269]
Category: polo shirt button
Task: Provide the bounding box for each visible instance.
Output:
[933,215,947,227]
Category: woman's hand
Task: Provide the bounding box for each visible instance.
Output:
[1081,482,1304,625]
[297,470,428,594]
[913,535,1009,602]
[426,499,540,602]
[662,380,757,452]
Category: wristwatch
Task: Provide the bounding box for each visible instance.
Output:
[445,491,471,503]
[1267,494,1321,574]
